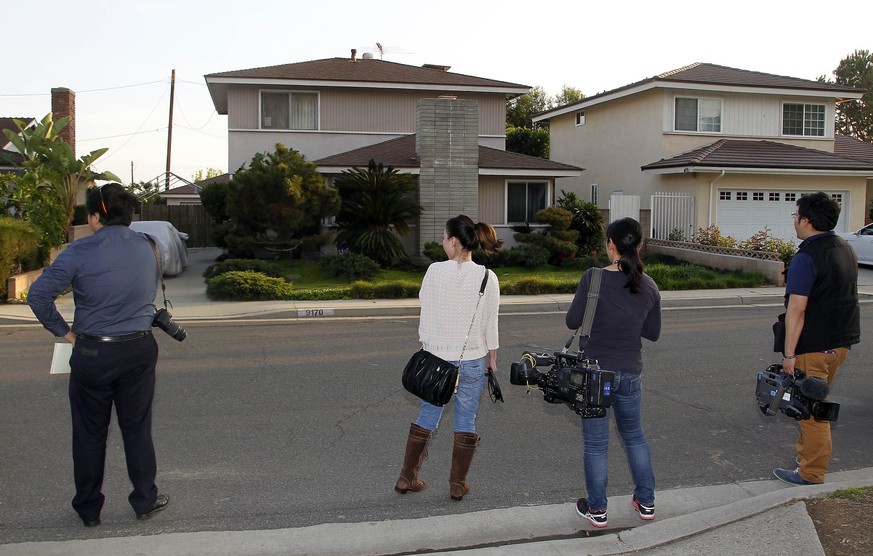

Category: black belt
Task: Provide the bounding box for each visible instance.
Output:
[77,331,152,343]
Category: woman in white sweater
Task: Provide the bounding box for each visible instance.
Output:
[395,215,501,501]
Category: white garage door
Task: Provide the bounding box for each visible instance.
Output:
[716,190,848,244]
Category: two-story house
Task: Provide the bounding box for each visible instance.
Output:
[204,52,582,255]
[533,63,873,243]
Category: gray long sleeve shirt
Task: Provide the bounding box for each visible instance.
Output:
[565,268,661,375]
[28,226,159,337]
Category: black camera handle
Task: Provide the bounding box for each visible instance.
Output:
[563,268,603,354]
[143,234,172,311]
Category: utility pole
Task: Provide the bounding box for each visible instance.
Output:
[165,69,176,191]
[130,161,135,184]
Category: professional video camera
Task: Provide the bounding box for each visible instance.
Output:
[510,348,615,418]
[755,364,838,421]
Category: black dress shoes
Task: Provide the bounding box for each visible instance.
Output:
[136,494,170,520]
[82,517,100,527]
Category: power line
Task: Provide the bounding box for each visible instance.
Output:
[0,79,167,97]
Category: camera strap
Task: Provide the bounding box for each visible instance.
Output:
[143,234,172,311]
[564,267,603,353]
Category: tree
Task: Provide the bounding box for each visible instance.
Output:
[192,168,224,182]
[506,86,551,129]
[505,85,584,157]
[820,50,873,142]
[505,127,550,158]
[1,113,120,247]
[553,85,584,107]
[220,144,340,258]
[556,190,604,256]
[333,159,423,267]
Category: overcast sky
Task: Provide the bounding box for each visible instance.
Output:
[3,0,871,185]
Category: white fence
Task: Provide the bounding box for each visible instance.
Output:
[608,194,640,223]
[650,192,695,240]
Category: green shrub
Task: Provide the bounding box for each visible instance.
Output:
[502,277,578,295]
[203,259,285,279]
[0,218,41,299]
[320,252,380,281]
[206,270,295,300]
[694,225,737,247]
[503,245,550,268]
[350,280,420,299]
[737,227,797,266]
[423,241,448,262]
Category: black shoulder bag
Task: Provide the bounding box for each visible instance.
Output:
[402,269,489,406]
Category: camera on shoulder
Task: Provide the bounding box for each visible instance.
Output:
[510,350,615,418]
[755,364,838,421]
[152,308,187,342]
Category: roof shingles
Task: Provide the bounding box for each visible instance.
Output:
[642,140,873,172]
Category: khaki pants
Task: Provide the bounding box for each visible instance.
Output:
[794,347,849,484]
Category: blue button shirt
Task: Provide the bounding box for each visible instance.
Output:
[28,226,160,337]
[785,232,834,297]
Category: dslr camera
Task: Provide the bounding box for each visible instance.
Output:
[510,350,615,418]
[755,364,838,421]
[152,308,187,342]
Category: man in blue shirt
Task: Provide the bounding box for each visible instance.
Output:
[773,191,860,486]
[29,183,169,526]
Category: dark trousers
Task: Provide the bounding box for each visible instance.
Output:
[68,333,160,519]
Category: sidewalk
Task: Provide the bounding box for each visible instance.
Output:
[2,247,871,554]
[3,468,871,555]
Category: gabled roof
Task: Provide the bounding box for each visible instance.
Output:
[314,134,582,177]
[534,63,864,123]
[205,57,529,114]
[641,139,873,175]
[834,135,873,163]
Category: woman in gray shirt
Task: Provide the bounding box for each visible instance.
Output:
[565,217,661,528]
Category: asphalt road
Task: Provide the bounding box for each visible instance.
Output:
[2,305,872,543]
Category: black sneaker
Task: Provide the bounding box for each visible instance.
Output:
[576,497,607,528]
[632,496,655,520]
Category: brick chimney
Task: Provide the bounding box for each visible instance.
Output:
[51,87,76,156]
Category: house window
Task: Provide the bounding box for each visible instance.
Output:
[782,103,825,136]
[590,183,598,204]
[736,191,748,201]
[507,181,548,223]
[674,97,722,132]
[753,192,764,201]
[785,193,796,202]
[576,111,586,126]
[719,191,731,200]
[261,91,318,130]
[769,192,780,201]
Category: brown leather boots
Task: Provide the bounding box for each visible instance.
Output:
[394,423,432,494]
[449,432,479,501]
[394,424,480,501]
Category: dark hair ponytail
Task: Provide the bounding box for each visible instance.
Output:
[606,217,644,294]
[445,215,503,256]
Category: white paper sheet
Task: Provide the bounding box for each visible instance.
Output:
[50,342,72,374]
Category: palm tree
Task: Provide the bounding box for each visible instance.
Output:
[333,160,423,267]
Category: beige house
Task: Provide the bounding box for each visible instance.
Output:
[533,63,873,243]
[204,53,582,255]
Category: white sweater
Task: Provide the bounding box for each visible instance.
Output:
[418,260,500,361]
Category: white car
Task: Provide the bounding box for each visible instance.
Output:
[129,221,189,276]
[838,224,873,265]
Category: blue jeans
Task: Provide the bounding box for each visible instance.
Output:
[581,372,655,510]
[415,355,487,433]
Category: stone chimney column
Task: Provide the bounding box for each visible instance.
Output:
[51,87,76,156]
[415,97,479,258]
